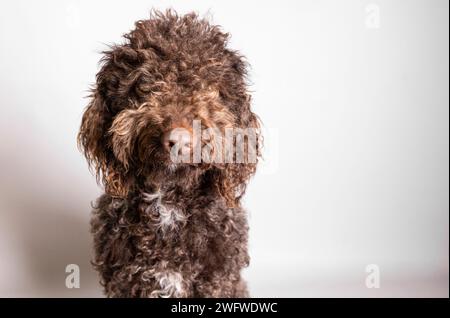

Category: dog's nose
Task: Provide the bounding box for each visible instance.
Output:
[162,128,192,157]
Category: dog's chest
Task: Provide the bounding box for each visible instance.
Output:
[140,190,187,233]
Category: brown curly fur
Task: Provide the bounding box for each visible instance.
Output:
[78,10,260,297]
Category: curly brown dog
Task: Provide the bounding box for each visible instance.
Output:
[78,10,260,297]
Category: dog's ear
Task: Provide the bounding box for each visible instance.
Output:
[214,111,262,207]
[78,92,131,198]
[78,92,109,173]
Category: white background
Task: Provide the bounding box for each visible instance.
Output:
[0,0,448,297]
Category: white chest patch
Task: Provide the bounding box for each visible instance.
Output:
[143,191,186,232]
[151,270,185,298]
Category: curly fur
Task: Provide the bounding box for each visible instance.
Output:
[78,10,260,297]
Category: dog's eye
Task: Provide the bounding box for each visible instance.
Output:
[136,78,152,95]
[137,83,151,94]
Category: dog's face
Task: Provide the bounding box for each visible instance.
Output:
[78,11,260,205]
[108,86,235,174]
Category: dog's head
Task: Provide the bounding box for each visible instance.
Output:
[78,10,260,206]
